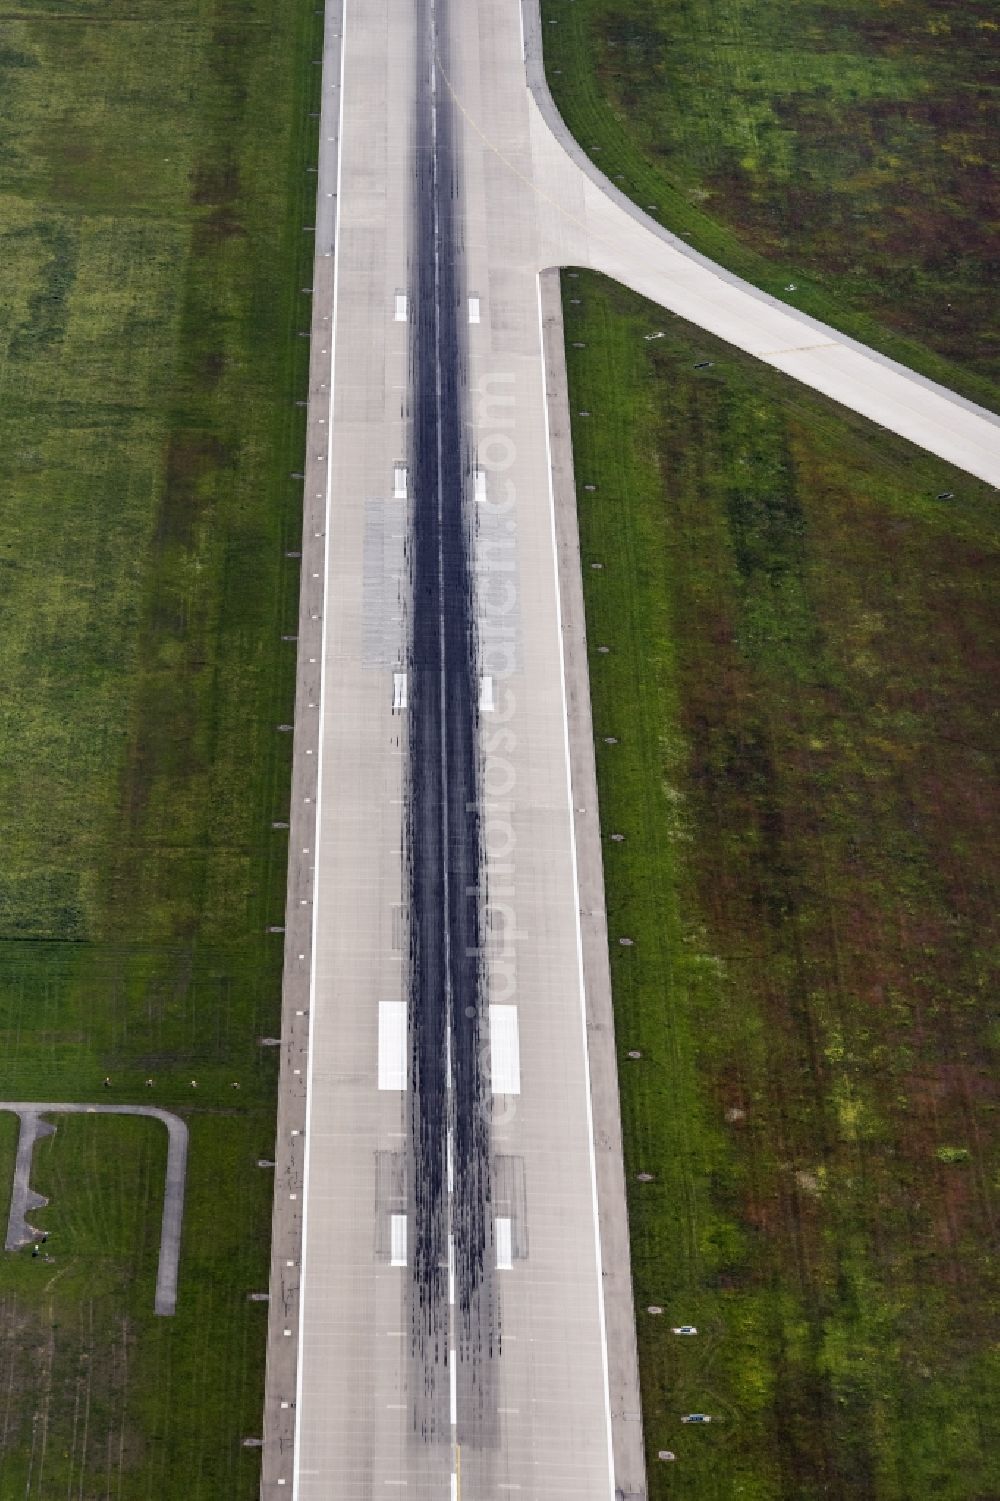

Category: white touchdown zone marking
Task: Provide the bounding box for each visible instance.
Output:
[489,1004,521,1095]
[378,1001,407,1090]
[495,1216,513,1271]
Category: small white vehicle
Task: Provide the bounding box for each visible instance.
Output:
[671,1325,698,1335]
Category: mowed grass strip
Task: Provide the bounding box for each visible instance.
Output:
[541,0,1000,410]
[0,1,319,1492]
[563,270,999,1499]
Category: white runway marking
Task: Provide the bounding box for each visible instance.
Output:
[468,295,481,323]
[489,1005,521,1095]
[393,462,408,499]
[496,1216,513,1270]
[390,1214,407,1266]
[378,1002,407,1090]
[536,274,616,1493]
[478,675,494,712]
[293,0,348,1489]
[394,291,408,322]
[393,672,408,711]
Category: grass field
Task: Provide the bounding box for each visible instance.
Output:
[541,0,1000,411]
[0,1,318,1492]
[563,270,999,1498]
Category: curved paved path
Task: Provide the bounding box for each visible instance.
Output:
[514,0,999,485]
[1,1102,189,1316]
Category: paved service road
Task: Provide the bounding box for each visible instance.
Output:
[1,1103,188,1316]
[262,0,1000,1497]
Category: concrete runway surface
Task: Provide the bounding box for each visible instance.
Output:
[261,1,1000,1497]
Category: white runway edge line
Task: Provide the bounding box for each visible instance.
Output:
[536,275,617,1497]
[293,0,348,1493]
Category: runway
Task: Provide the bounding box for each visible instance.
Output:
[261,0,1000,1496]
[263,0,635,1495]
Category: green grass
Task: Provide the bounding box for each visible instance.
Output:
[541,0,1000,411]
[563,269,999,1498]
[0,1,319,1491]
[2,1113,274,1496]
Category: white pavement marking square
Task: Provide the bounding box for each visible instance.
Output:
[478,675,494,712]
[495,1216,513,1271]
[393,463,408,499]
[468,295,480,324]
[390,1214,407,1267]
[378,1002,407,1090]
[394,292,408,322]
[488,1004,520,1095]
